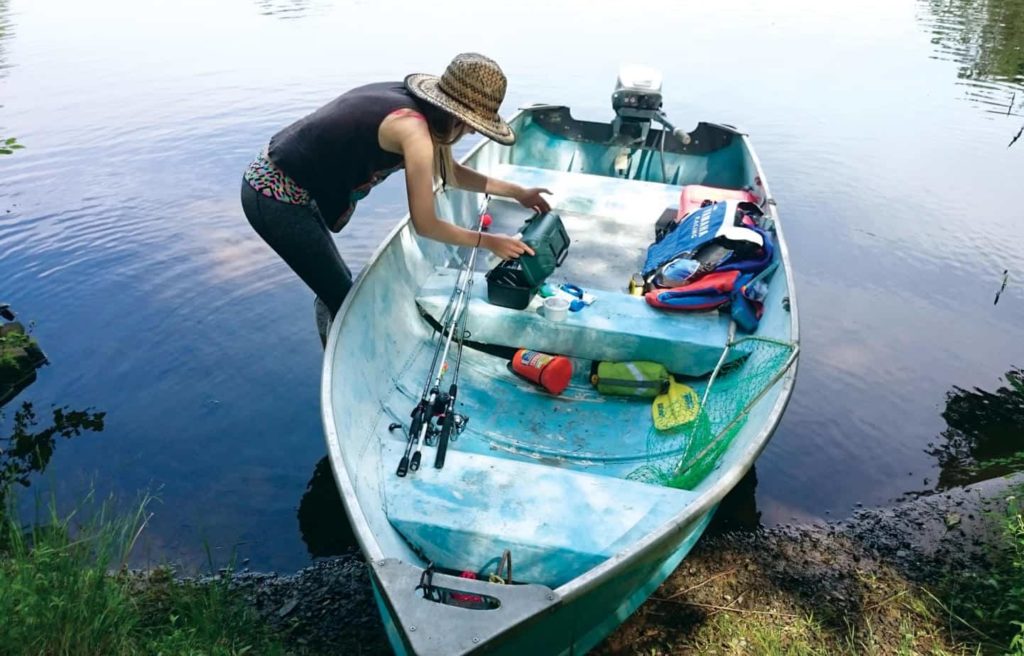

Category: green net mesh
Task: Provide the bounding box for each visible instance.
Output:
[626,336,797,490]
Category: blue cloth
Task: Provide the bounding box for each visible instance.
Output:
[643,201,765,276]
[644,202,730,274]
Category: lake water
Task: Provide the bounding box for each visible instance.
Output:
[1,0,1021,572]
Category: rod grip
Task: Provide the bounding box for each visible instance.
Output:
[434,385,458,469]
[434,430,449,469]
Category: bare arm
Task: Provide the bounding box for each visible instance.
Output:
[389,118,534,258]
[451,162,519,197]
[453,162,552,214]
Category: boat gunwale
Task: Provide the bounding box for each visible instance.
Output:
[321,112,801,598]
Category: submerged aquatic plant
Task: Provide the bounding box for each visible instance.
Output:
[0,136,23,155]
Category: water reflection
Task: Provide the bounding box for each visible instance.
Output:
[253,0,324,20]
[0,0,9,75]
[0,403,106,507]
[921,0,1024,114]
[297,456,357,558]
[706,467,761,536]
[927,367,1024,490]
[0,315,105,508]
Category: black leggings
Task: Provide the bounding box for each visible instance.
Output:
[240,180,353,317]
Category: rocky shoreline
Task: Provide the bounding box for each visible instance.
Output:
[217,474,1022,655]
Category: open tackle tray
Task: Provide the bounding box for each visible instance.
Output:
[486,211,570,309]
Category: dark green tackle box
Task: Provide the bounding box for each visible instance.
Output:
[486,212,570,310]
[518,211,570,287]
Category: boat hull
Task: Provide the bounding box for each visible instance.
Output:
[372,508,716,656]
[322,105,799,654]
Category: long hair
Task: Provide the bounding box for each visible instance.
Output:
[415,100,462,189]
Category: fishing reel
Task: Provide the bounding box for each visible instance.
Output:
[388,392,468,447]
[425,407,469,447]
[449,413,469,441]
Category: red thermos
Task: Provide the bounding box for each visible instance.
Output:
[511,349,573,395]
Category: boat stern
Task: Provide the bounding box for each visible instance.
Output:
[370,558,560,656]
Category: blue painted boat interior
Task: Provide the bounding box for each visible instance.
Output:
[325,108,796,599]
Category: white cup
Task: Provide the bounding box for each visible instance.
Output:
[543,296,570,322]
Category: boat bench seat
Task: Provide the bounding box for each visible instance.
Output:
[416,267,739,377]
[381,440,697,588]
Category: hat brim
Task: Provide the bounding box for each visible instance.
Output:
[405,73,516,146]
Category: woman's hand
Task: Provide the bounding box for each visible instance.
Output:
[513,186,552,213]
[483,233,535,260]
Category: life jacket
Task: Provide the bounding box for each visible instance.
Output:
[643,200,765,278]
[644,270,744,311]
[644,237,778,333]
[648,224,774,291]
[677,184,760,221]
[712,226,774,276]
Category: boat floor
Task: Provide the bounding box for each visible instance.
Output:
[475,163,685,291]
[420,164,739,377]
[392,162,746,477]
[379,344,703,586]
[385,343,707,478]
[373,165,758,586]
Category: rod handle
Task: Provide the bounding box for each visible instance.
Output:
[410,451,421,471]
[434,436,449,469]
[434,418,451,469]
[434,385,458,469]
[396,457,410,477]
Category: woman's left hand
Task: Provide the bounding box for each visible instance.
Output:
[514,187,552,213]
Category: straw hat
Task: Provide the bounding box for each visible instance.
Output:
[405,53,516,145]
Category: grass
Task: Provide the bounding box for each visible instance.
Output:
[977,492,1024,653]
[0,493,287,656]
[1010,506,1024,654]
[601,479,1024,656]
[660,574,984,656]
[0,328,36,382]
[602,561,990,656]
[930,486,1024,656]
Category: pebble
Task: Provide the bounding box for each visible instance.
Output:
[165,474,1023,654]
[277,599,299,617]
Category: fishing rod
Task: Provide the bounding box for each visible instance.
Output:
[395,199,489,477]
[433,235,478,469]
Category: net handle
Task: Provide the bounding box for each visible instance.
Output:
[671,341,800,480]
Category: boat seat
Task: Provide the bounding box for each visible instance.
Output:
[415,267,741,377]
[381,440,696,588]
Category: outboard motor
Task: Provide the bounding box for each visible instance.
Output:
[611,65,690,146]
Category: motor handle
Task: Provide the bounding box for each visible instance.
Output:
[654,111,692,145]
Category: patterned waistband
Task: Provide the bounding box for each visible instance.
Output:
[243,147,311,206]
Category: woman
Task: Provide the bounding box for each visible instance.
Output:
[240,52,551,336]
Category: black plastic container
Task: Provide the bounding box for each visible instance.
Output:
[486,260,536,309]
[485,212,570,309]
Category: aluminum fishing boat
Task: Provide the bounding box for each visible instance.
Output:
[322,66,799,655]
